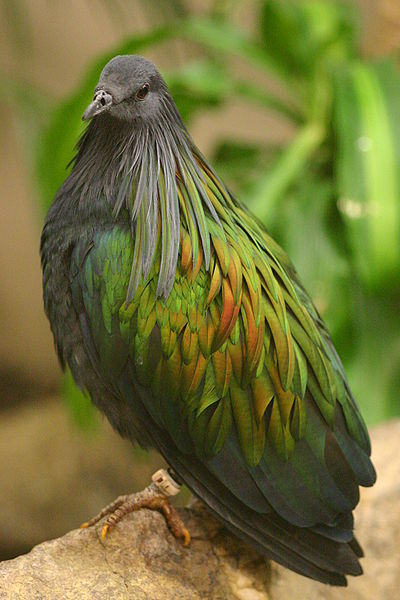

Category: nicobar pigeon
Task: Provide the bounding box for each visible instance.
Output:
[41,55,376,586]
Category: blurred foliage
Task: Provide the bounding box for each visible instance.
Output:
[7,0,400,425]
[62,370,100,433]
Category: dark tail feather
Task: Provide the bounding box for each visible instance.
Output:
[349,537,364,558]
[153,430,362,586]
[312,511,354,543]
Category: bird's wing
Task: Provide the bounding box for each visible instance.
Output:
[70,211,375,584]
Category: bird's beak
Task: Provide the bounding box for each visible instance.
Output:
[82,90,113,121]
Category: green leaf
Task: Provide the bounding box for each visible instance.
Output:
[334,60,400,290]
[62,369,99,432]
[248,122,324,225]
[182,18,286,78]
[213,140,275,194]
[346,289,400,424]
[277,176,350,334]
[167,60,300,123]
[166,61,231,122]
[180,17,303,116]
[260,0,356,78]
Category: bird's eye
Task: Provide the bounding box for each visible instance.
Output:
[136,83,150,100]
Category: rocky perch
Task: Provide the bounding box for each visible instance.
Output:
[0,420,399,600]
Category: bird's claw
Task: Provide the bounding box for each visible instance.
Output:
[80,484,190,547]
[182,528,191,546]
[101,523,110,541]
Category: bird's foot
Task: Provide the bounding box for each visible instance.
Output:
[80,469,190,546]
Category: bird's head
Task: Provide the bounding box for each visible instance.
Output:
[82,55,169,123]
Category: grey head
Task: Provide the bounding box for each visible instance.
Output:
[82,55,170,123]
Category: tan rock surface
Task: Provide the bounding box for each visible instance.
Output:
[0,420,398,599]
[0,503,270,600]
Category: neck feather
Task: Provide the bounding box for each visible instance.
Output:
[69,111,224,300]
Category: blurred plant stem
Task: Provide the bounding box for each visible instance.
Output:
[250,123,324,224]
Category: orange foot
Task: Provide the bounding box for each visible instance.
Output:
[81,473,190,546]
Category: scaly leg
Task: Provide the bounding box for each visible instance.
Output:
[81,469,190,545]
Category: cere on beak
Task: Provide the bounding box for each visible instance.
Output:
[82,89,113,121]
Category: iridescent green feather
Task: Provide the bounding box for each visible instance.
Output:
[70,144,375,531]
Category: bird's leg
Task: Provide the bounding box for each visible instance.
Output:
[81,469,190,545]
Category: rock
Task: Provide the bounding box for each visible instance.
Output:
[0,502,270,600]
[0,420,399,599]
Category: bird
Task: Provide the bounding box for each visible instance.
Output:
[41,54,376,587]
